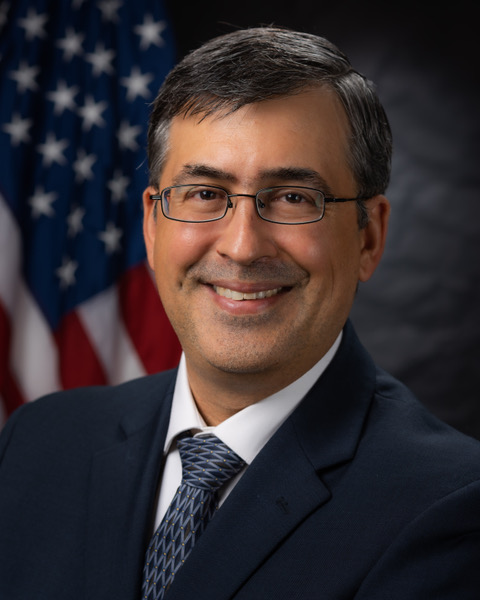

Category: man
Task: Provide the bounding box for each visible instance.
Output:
[1,27,479,599]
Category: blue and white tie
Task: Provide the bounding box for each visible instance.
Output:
[142,435,245,599]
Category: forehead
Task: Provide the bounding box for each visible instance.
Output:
[161,89,355,192]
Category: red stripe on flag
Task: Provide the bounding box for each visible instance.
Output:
[1,370,26,418]
[54,310,107,389]
[119,263,181,373]
[0,300,26,416]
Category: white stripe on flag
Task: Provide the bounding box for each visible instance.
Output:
[11,279,61,401]
[78,285,146,385]
[0,196,61,402]
[0,195,21,313]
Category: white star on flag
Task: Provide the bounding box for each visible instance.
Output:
[85,42,115,76]
[37,133,69,167]
[121,66,154,102]
[47,81,79,115]
[2,114,33,146]
[98,222,123,254]
[55,257,79,289]
[67,206,86,237]
[9,61,40,93]
[18,8,48,41]
[134,15,166,50]
[78,95,107,131]
[73,149,97,182]
[108,170,130,202]
[117,120,141,151]
[56,28,84,61]
[98,0,123,23]
[29,186,57,219]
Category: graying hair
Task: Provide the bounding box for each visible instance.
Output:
[147,27,392,227]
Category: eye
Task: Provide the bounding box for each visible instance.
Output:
[199,188,219,200]
[269,188,318,206]
[284,191,307,204]
[185,186,224,201]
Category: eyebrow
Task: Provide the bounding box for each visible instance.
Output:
[260,167,334,196]
[172,164,236,186]
[171,164,334,196]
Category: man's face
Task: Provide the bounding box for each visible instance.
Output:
[144,89,388,395]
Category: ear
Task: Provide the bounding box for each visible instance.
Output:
[143,186,158,271]
[358,195,390,282]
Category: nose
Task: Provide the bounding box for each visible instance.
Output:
[215,195,278,265]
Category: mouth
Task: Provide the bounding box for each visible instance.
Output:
[212,285,284,301]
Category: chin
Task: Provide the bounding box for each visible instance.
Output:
[204,347,279,376]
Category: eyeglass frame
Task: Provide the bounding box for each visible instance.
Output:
[150,184,370,225]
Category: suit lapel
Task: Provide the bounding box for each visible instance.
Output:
[167,322,377,599]
[84,372,175,600]
[290,320,377,472]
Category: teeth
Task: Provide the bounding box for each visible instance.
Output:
[213,286,282,300]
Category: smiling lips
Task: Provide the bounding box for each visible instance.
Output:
[213,285,283,301]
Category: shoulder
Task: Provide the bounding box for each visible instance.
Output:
[373,365,479,452]
[367,366,480,491]
[0,369,177,458]
[347,370,480,597]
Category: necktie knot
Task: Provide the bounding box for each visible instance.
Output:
[178,435,245,492]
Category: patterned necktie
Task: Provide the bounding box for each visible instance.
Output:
[142,435,245,599]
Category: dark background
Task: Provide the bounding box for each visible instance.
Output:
[165,1,480,439]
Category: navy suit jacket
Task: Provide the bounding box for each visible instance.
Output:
[1,322,480,599]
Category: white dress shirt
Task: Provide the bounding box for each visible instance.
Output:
[153,332,342,530]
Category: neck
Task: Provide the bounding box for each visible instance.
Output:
[184,355,320,426]
[184,366,282,426]
[181,329,343,425]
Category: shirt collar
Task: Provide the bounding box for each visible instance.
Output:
[164,331,342,465]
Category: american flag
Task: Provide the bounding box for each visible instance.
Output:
[0,0,181,426]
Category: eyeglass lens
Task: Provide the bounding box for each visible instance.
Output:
[162,185,326,224]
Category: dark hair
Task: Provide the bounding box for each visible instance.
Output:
[147,27,392,226]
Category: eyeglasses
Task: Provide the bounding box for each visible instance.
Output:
[150,184,368,225]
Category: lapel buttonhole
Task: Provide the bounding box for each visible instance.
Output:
[275,496,290,514]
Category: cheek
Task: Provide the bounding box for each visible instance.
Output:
[287,227,331,278]
[294,224,361,291]
[153,223,212,284]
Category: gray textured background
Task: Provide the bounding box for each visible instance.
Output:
[166,1,480,438]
